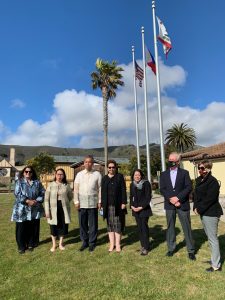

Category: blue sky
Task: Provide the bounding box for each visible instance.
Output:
[0,0,225,147]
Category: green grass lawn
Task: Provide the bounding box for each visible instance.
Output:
[1,194,225,300]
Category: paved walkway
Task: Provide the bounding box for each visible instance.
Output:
[151,193,225,223]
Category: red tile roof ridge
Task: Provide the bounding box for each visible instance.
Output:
[181,142,225,160]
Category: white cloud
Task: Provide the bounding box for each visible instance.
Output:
[2,59,225,148]
[4,118,62,146]
[10,98,26,109]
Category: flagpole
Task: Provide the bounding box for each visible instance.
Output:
[152,0,166,171]
[132,46,141,169]
[141,26,151,182]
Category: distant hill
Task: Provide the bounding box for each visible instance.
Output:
[0,144,160,165]
[0,143,203,165]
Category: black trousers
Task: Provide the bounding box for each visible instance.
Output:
[135,216,150,250]
[78,208,98,246]
[16,219,40,251]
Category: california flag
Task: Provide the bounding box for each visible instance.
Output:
[157,16,172,58]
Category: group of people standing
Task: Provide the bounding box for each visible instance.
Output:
[11,153,223,272]
[160,152,223,272]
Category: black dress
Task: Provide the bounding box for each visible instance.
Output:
[101,173,127,233]
[50,200,68,237]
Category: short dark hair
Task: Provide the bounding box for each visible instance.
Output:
[84,155,94,163]
[199,160,212,170]
[107,160,118,174]
[107,160,117,168]
[19,165,38,180]
[54,168,68,184]
[131,169,145,181]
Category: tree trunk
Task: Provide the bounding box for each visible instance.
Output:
[102,87,108,175]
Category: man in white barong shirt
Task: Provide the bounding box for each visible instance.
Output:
[74,155,102,252]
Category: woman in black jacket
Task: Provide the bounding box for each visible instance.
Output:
[194,160,223,272]
[101,160,127,253]
[130,169,152,255]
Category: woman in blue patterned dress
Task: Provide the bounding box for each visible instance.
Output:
[11,166,45,254]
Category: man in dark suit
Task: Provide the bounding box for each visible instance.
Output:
[160,152,196,260]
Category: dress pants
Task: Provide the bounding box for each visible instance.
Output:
[201,216,221,269]
[135,215,150,250]
[79,208,98,247]
[166,209,195,254]
[16,219,40,251]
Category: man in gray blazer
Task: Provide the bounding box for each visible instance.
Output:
[160,152,196,260]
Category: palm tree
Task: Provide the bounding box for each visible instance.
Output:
[91,58,124,174]
[165,123,196,153]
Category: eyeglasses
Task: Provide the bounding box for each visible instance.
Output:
[56,173,64,176]
[198,166,205,171]
[25,170,32,174]
[108,166,116,169]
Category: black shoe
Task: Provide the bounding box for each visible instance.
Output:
[206,266,222,272]
[166,251,174,257]
[79,244,88,252]
[89,245,96,252]
[188,253,196,261]
[18,249,25,254]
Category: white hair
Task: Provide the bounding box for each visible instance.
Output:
[169,152,181,162]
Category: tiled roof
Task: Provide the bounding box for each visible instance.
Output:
[52,156,84,163]
[181,142,225,161]
[53,155,129,165]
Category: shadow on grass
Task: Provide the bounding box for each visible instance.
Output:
[219,234,225,265]
[39,237,52,246]
[63,228,108,246]
[150,225,179,251]
[121,224,181,251]
[191,230,225,267]
[192,228,208,254]
[166,228,207,254]
[39,227,81,246]
[64,227,81,245]
[121,225,139,247]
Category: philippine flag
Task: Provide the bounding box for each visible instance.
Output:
[145,47,156,75]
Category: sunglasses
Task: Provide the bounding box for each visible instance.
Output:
[198,166,205,171]
[25,170,32,174]
[108,166,116,169]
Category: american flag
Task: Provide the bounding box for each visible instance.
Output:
[135,61,144,87]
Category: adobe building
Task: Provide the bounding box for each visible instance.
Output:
[42,155,105,188]
[43,156,129,189]
[181,142,225,195]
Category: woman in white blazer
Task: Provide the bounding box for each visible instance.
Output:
[45,168,73,252]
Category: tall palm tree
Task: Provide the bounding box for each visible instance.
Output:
[91,58,124,174]
[165,123,196,153]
